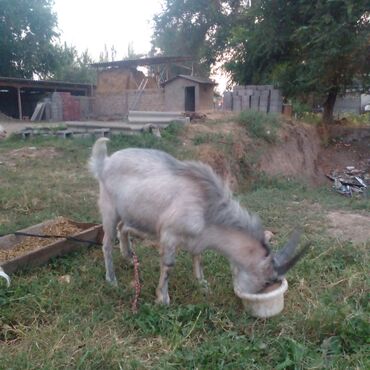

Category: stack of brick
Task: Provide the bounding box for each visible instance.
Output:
[51,92,63,121]
[51,92,81,121]
[60,92,81,121]
[224,85,283,114]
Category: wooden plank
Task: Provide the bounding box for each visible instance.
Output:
[0,220,103,275]
[17,87,22,119]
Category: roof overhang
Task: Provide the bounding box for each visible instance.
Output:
[90,56,193,69]
[161,74,217,87]
[0,76,94,94]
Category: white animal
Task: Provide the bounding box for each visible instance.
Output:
[0,124,7,139]
[89,138,308,304]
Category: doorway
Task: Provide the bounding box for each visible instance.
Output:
[185,86,195,111]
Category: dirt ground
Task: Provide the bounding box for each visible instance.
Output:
[0,146,60,167]
[327,211,370,244]
[1,115,369,244]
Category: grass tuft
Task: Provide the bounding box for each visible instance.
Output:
[237,110,281,143]
[0,131,369,369]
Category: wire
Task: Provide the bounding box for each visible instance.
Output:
[0,231,102,246]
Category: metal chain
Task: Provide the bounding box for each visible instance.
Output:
[131,250,141,314]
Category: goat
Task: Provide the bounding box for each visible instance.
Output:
[0,124,7,139]
[89,138,308,304]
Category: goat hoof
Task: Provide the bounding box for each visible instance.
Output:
[199,279,211,294]
[106,277,118,287]
[155,293,170,305]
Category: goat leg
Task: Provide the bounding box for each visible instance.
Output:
[117,221,134,265]
[102,232,117,286]
[192,254,210,293]
[156,239,176,304]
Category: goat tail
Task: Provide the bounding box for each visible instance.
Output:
[89,137,110,180]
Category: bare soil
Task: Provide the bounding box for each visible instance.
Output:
[0,147,60,167]
[327,211,370,244]
[185,119,370,189]
[259,121,324,184]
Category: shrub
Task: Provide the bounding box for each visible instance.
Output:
[237,110,280,143]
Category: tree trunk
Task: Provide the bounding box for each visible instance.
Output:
[322,89,338,124]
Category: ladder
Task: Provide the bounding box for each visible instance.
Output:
[130,77,149,111]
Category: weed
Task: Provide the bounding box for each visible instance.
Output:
[0,131,369,369]
[237,110,281,143]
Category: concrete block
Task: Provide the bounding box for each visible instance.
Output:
[20,130,33,139]
[250,94,260,111]
[241,95,251,110]
[259,90,270,113]
[223,92,233,111]
[233,95,242,112]
[93,128,111,138]
[57,130,74,139]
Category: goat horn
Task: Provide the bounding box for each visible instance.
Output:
[274,229,301,267]
[274,242,311,276]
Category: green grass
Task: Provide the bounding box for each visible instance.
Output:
[0,132,369,369]
[237,111,281,143]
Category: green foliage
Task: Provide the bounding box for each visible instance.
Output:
[237,110,281,143]
[151,0,238,76]
[0,0,97,83]
[52,44,96,84]
[225,0,370,122]
[0,0,59,78]
[291,100,312,119]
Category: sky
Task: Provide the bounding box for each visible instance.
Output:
[53,0,228,92]
[53,0,163,61]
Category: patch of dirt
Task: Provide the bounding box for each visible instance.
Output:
[185,120,369,190]
[327,211,370,245]
[0,147,60,167]
[318,125,370,177]
[259,121,324,184]
[195,145,238,190]
[184,122,252,190]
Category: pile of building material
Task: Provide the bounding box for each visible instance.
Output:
[128,110,189,125]
[30,93,94,122]
[327,166,369,197]
[17,126,109,140]
[223,85,283,114]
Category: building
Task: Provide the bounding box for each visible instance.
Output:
[0,76,93,120]
[162,75,216,112]
[91,56,216,119]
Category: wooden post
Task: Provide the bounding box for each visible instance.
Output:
[17,87,22,119]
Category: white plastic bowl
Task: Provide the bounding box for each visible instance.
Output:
[234,278,288,318]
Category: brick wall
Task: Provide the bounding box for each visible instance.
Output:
[94,89,165,117]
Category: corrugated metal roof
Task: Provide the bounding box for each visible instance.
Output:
[162,74,217,86]
[90,56,193,68]
[0,76,94,90]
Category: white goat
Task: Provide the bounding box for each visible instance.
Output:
[90,138,308,304]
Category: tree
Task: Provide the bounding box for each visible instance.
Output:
[151,0,242,76]
[0,0,59,78]
[225,1,370,123]
[52,44,96,84]
[99,44,118,63]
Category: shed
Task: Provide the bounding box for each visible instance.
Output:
[162,75,216,112]
[0,76,93,120]
[90,57,216,118]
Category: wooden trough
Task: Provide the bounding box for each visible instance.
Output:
[0,218,103,277]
